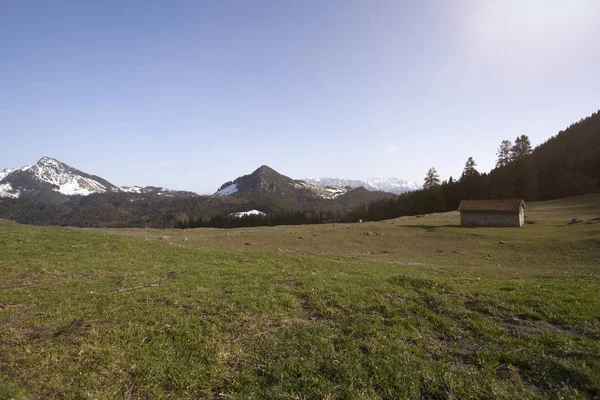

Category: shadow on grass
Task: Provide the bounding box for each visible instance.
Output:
[396,224,462,230]
[505,353,600,398]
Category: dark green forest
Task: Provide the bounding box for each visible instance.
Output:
[358,110,599,221]
[0,110,598,228]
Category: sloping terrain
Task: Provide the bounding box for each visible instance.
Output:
[214,165,394,212]
[1,194,599,398]
[0,157,119,203]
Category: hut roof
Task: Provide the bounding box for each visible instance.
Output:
[458,199,525,213]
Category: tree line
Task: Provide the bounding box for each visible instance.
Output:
[358,111,599,221]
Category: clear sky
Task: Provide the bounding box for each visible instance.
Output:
[1,0,599,194]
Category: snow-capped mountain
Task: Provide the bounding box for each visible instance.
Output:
[0,157,197,202]
[302,177,420,195]
[28,157,115,195]
[0,157,119,201]
[215,176,349,200]
[214,165,352,200]
[213,165,395,217]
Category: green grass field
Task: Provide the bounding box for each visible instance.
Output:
[1,195,599,399]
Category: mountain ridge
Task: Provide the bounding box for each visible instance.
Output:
[303,177,420,195]
[214,165,395,204]
[0,159,396,227]
[1,157,415,202]
[0,161,396,228]
[0,157,197,203]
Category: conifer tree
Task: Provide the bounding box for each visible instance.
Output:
[496,140,513,168]
[423,167,440,188]
[511,135,533,160]
[461,157,478,179]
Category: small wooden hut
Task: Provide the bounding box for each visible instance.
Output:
[458,199,525,227]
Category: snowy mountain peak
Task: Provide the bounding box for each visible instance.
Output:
[28,158,111,196]
[0,157,199,201]
[0,157,119,200]
[302,177,420,195]
[37,156,61,165]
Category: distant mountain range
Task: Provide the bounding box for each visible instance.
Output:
[0,159,399,227]
[212,165,395,211]
[0,157,416,205]
[302,177,420,195]
[2,110,598,228]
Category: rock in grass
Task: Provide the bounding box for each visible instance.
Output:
[244,241,255,246]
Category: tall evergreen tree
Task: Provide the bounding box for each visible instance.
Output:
[459,157,482,200]
[461,157,479,179]
[496,140,513,168]
[511,135,533,160]
[423,167,441,188]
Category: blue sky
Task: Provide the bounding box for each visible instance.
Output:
[1,0,599,194]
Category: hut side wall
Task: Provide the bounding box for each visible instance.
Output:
[519,209,524,226]
[460,211,522,227]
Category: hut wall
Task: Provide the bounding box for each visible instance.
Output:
[460,211,522,227]
[519,209,524,226]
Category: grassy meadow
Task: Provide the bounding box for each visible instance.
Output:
[1,194,599,399]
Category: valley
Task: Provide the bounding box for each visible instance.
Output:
[2,3,598,399]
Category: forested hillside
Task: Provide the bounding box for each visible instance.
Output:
[359,111,600,220]
[0,187,380,229]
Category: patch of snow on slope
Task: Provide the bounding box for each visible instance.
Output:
[321,187,348,199]
[0,165,32,181]
[0,168,18,181]
[0,183,19,198]
[229,210,266,218]
[215,183,238,196]
[119,186,143,193]
[293,181,348,199]
[58,177,106,196]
